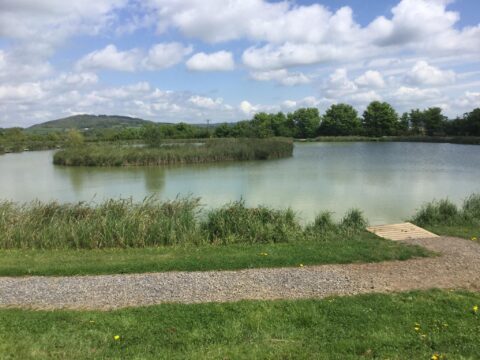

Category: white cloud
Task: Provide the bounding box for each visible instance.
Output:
[406,60,456,86]
[43,72,98,90]
[143,42,193,70]
[454,91,480,110]
[0,82,44,102]
[325,68,358,97]
[349,91,382,104]
[355,70,385,88]
[0,0,126,56]
[186,51,235,71]
[239,100,256,116]
[76,44,140,72]
[394,86,442,102]
[0,49,53,82]
[188,95,224,109]
[250,69,310,86]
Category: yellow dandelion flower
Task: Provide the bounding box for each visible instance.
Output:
[431,355,439,360]
[299,263,304,267]
[414,326,420,332]
[473,305,478,313]
[114,335,120,341]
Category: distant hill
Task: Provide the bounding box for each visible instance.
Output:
[28,114,156,132]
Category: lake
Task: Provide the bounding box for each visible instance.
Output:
[1,142,479,224]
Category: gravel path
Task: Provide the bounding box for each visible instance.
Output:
[0,236,479,310]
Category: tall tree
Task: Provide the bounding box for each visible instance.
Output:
[288,108,321,138]
[464,108,480,136]
[362,101,399,136]
[408,109,425,135]
[319,104,361,136]
[423,107,446,136]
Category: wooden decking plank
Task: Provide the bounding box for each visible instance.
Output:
[366,222,438,241]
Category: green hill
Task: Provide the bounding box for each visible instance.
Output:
[28,115,156,132]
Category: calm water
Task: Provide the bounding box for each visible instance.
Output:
[1,142,480,224]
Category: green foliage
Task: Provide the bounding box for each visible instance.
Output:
[340,209,368,233]
[462,194,480,221]
[53,138,294,166]
[423,107,447,136]
[3,107,480,155]
[362,101,399,136]
[446,108,480,136]
[412,194,480,226]
[66,129,85,146]
[319,104,361,136]
[0,198,201,249]
[0,198,373,250]
[202,201,301,244]
[288,107,321,138]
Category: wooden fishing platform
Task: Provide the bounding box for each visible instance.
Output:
[366,222,439,241]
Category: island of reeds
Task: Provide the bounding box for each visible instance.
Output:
[52,138,293,166]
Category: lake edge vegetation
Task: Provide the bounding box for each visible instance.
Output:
[411,194,480,241]
[0,197,374,250]
[0,196,435,276]
[52,138,294,166]
[1,194,478,251]
[2,104,479,155]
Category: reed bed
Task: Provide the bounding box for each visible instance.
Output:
[411,194,480,226]
[52,138,294,166]
[0,198,367,250]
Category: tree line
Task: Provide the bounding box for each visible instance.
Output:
[2,102,479,153]
[213,102,480,139]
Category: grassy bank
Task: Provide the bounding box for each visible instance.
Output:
[1,290,479,359]
[411,194,480,240]
[0,198,430,275]
[53,138,293,166]
[312,135,480,145]
[0,232,428,276]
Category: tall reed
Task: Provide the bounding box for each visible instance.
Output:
[411,194,480,226]
[0,198,367,250]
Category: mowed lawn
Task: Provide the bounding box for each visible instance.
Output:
[0,232,430,276]
[0,290,479,359]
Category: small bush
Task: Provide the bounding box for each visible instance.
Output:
[462,194,480,221]
[202,201,302,244]
[412,199,458,226]
[412,194,480,226]
[340,209,368,233]
[306,211,338,236]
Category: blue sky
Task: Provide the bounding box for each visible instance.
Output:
[0,0,479,127]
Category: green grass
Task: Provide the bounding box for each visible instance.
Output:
[0,231,429,276]
[411,194,480,240]
[53,138,293,166]
[422,224,480,241]
[1,290,479,359]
